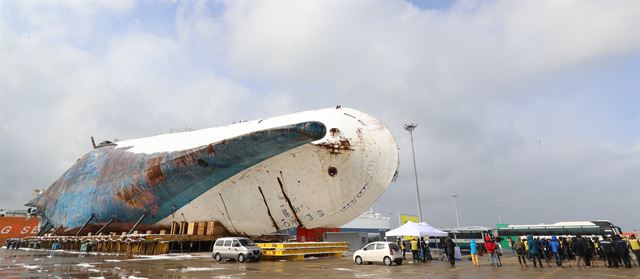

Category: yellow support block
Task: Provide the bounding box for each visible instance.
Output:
[262,248,345,256]
[279,242,347,249]
[257,242,348,250]
[256,243,276,249]
[257,242,348,260]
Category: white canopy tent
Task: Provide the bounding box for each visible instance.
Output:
[385,221,427,237]
[385,221,449,238]
[418,222,448,237]
[385,221,452,261]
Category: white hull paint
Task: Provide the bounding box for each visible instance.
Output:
[156,107,399,236]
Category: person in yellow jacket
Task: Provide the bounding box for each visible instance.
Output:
[411,238,420,264]
[629,235,640,266]
[398,238,406,259]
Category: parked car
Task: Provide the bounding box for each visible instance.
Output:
[353,241,403,266]
[212,237,262,263]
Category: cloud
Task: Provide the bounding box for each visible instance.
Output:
[1,1,638,230]
[1,2,265,206]
[178,1,636,96]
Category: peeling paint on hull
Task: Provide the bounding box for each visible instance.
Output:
[28,107,399,236]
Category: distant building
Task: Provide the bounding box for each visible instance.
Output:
[340,210,391,234]
[296,210,391,242]
[0,209,40,245]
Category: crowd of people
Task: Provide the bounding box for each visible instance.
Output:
[397,236,493,268]
[395,233,640,269]
[508,234,639,269]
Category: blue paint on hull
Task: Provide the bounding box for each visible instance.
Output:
[28,122,326,232]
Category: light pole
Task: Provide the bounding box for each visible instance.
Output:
[451,194,461,228]
[404,123,423,223]
[496,206,504,224]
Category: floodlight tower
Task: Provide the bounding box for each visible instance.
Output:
[451,194,461,228]
[404,123,423,223]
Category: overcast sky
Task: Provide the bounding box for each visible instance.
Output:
[1,1,639,231]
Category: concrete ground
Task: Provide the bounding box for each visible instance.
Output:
[1,248,639,279]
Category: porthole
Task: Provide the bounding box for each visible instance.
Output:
[328,167,338,177]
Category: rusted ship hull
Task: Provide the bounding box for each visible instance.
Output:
[27,107,399,236]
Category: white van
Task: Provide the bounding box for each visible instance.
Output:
[212,237,262,263]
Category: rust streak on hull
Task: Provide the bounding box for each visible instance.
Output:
[218,193,239,234]
[258,186,281,231]
[277,176,304,228]
[144,157,165,186]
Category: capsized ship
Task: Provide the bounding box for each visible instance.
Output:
[26,107,399,236]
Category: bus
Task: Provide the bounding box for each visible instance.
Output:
[497,220,623,237]
[430,226,494,252]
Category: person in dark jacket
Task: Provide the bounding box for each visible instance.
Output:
[601,235,614,267]
[584,237,594,267]
[540,238,551,267]
[404,240,412,258]
[527,235,543,268]
[419,237,428,262]
[423,237,433,261]
[508,237,515,255]
[561,238,573,267]
[550,235,562,267]
[514,237,528,268]
[573,235,587,268]
[444,237,456,267]
[613,235,632,268]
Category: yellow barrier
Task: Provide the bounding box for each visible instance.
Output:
[257,242,348,260]
[258,242,348,250]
